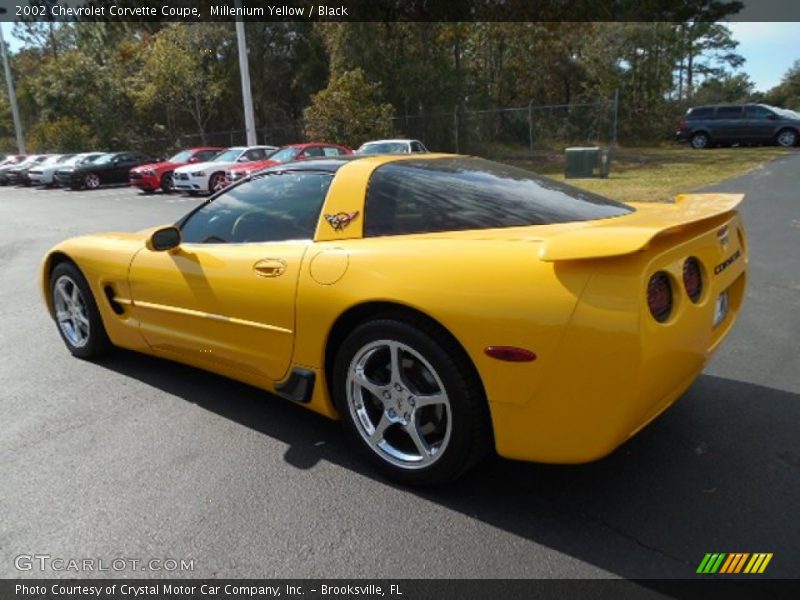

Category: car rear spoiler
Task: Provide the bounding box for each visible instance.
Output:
[538,193,744,262]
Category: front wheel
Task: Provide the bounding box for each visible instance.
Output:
[50,262,113,359]
[160,172,174,193]
[776,128,798,148]
[84,173,101,189]
[333,319,490,485]
[208,172,227,193]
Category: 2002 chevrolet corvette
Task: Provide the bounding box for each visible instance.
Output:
[40,154,747,484]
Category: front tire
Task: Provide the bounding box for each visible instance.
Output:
[84,173,101,190]
[208,172,227,193]
[332,318,490,485]
[160,172,174,193]
[776,128,798,148]
[50,262,113,359]
[690,132,710,149]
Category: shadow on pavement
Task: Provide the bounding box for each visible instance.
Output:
[96,350,799,581]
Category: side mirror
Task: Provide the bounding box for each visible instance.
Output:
[237,156,250,162]
[188,156,199,163]
[147,226,182,252]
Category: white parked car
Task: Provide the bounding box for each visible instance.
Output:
[172,146,278,194]
[355,139,428,155]
[27,153,87,186]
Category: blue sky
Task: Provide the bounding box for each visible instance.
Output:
[1,21,798,93]
[725,22,799,91]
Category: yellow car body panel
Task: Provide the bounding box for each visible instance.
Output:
[40,154,748,463]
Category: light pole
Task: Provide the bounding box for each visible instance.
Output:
[0,24,25,153]
[234,3,257,146]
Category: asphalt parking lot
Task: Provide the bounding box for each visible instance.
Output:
[1,155,798,580]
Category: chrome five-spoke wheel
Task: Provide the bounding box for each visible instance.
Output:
[53,275,90,348]
[347,340,452,469]
[50,262,112,358]
[334,318,490,484]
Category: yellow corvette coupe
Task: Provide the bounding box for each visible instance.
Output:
[40,154,747,484]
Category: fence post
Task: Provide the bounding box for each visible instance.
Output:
[611,88,619,147]
[528,100,534,157]
[453,106,459,153]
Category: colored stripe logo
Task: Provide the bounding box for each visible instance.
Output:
[697,553,773,574]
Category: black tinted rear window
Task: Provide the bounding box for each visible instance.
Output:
[687,107,714,120]
[715,106,743,119]
[364,157,633,236]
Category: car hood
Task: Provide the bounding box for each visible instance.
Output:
[174,160,237,174]
[131,160,184,173]
[229,159,279,174]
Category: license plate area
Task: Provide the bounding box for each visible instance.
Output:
[713,289,729,328]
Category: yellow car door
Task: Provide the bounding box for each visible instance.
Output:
[128,169,334,382]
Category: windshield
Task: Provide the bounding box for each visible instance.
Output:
[775,107,800,119]
[41,155,63,165]
[168,150,193,163]
[358,142,409,155]
[82,154,105,164]
[268,147,301,163]
[212,148,245,162]
[93,154,116,165]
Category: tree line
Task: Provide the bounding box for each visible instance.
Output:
[1,16,799,154]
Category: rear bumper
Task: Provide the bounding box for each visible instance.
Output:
[489,215,747,463]
[675,130,691,142]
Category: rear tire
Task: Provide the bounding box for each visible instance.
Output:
[690,132,710,149]
[49,261,113,359]
[332,318,490,485]
[776,128,798,148]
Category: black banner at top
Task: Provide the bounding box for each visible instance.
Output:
[1,0,800,23]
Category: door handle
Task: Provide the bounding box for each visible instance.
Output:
[253,258,286,278]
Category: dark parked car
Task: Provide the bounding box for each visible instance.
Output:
[2,154,51,186]
[677,104,800,149]
[55,151,156,190]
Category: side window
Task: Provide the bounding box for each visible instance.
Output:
[745,106,775,119]
[303,146,325,158]
[322,146,344,156]
[715,106,743,119]
[411,142,426,153]
[196,150,218,161]
[687,107,713,120]
[180,171,333,244]
[243,148,267,161]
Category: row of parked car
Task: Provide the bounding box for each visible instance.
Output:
[0,138,429,195]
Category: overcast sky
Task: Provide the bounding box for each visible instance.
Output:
[1,21,799,94]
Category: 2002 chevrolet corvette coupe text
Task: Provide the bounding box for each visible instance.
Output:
[40,154,747,484]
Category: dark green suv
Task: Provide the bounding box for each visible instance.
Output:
[676,104,800,149]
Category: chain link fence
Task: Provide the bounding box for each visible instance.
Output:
[132,95,618,159]
[392,96,619,158]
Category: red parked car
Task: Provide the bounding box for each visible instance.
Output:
[129,147,224,193]
[224,143,352,185]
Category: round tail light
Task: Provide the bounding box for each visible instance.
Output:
[682,257,703,303]
[647,272,673,323]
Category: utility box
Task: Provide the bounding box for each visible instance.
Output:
[565,147,611,179]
